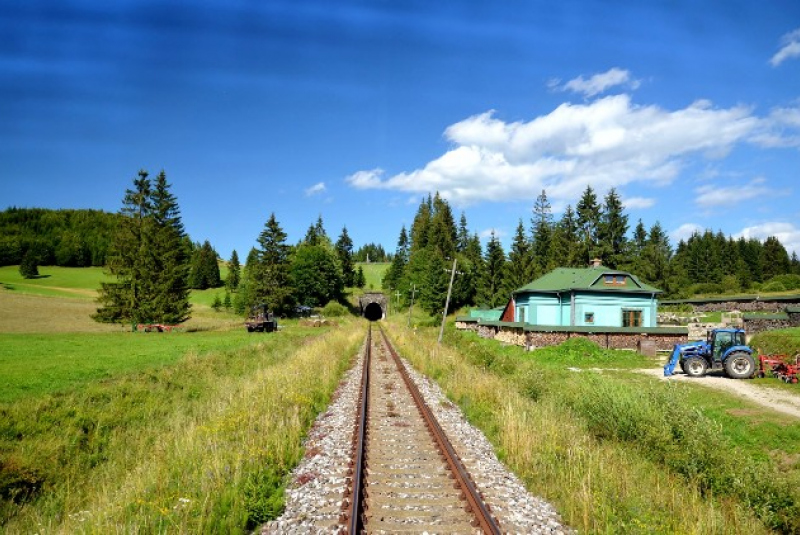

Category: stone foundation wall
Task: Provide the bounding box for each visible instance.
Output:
[459,323,687,352]
[692,301,798,313]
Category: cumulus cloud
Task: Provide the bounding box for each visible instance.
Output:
[737,222,800,255]
[347,94,762,207]
[623,196,656,210]
[304,182,326,196]
[558,68,641,97]
[671,223,704,244]
[770,28,800,67]
[694,177,771,207]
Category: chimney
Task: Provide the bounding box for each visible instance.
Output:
[590,258,602,268]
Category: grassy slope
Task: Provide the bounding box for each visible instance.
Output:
[355,262,389,292]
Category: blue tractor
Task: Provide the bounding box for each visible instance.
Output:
[663,328,755,379]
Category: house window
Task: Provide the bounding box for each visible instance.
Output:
[604,274,626,285]
[584,312,594,324]
[622,309,643,327]
[517,307,526,323]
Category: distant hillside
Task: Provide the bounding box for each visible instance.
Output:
[0,207,120,267]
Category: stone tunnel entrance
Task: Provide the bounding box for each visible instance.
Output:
[358,292,387,321]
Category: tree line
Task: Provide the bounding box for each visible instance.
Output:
[0,207,120,268]
[381,187,800,319]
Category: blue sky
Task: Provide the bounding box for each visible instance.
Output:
[2,1,800,259]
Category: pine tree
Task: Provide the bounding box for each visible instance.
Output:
[355,266,366,288]
[761,236,791,281]
[503,219,533,295]
[456,212,470,253]
[226,249,241,292]
[248,213,294,315]
[576,185,601,266]
[409,195,432,254]
[19,249,39,279]
[597,188,628,269]
[383,226,409,292]
[95,170,190,324]
[551,205,579,268]
[531,190,554,273]
[335,226,356,287]
[478,232,507,308]
[149,171,191,324]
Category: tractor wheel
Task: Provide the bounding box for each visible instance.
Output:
[724,352,755,379]
[683,357,708,378]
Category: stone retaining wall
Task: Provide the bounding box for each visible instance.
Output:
[461,323,686,352]
[692,301,797,313]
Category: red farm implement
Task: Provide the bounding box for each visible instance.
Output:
[756,354,800,383]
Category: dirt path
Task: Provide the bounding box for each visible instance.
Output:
[639,368,800,419]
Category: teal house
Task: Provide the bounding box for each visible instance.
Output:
[511,263,661,328]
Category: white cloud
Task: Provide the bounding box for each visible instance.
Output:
[694,177,771,207]
[345,168,385,189]
[671,223,704,244]
[560,68,640,97]
[623,196,656,210]
[346,94,761,207]
[304,182,326,196]
[736,222,800,255]
[479,228,506,240]
[770,28,800,67]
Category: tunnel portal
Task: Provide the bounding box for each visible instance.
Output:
[364,302,383,322]
[358,292,387,321]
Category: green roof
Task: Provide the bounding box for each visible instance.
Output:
[513,266,661,295]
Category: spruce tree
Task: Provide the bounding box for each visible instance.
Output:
[95,170,190,324]
[335,226,356,287]
[531,190,554,273]
[383,226,408,292]
[19,250,39,279]
[356,266,366,288]
[226,249,241,292]
[478,231,507,308]
[576,185,601,266]
[503,219,533,295]
[597,188,629,269]
[456,212,470,253]
[251,213,294,315]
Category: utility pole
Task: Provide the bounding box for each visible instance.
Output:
[438,258,458,345]
[407,284,416,327]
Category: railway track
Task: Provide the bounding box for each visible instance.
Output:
[342,325,501,534]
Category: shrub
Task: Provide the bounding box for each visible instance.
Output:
[320,301,348,317]
[761,281,787,293]
[763,274,800,292]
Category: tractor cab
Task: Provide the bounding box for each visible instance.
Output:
[708,328,746,365]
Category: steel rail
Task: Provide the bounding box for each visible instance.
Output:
[378,326,502,535]
[346,325,370,534]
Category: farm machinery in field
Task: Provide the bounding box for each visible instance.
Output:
[245,304,278,333]
[663,328,756,379]
[756,353,800,383]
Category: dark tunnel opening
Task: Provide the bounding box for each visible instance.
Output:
[363,302,383,322]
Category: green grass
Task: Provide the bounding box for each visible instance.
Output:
[387,320,773,533]
[0,330,270,403]
[0,266,108,299]
[0,321,362,533]
[355,262,389,291]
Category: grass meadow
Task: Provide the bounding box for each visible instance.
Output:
[355,261,389,292]
[385,316,800,534]
[0,315,361,533]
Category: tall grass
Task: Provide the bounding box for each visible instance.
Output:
[1,322,363,533]
[386,319,775,533]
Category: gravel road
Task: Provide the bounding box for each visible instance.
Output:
[639,368,800,419]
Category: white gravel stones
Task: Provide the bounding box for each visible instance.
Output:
[262,336,571,534]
